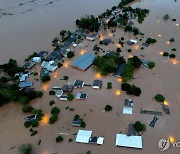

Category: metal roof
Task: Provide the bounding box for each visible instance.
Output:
[19,81,33,88]
[76,130,92,143]
[71,53,95,71]
[116,134,142,149]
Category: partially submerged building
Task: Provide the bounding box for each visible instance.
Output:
[127,39,137,45]
[61,85,73,92]
[123,107,133,115]
[76,92,88,100]
[114,63,126,77]
[75,130,104,145]
[124,99,134,107]
[86,33,99,41]
[116,134,142,149]
[71,53,95,71]
[19,81,33,88]
[92,80,103,89]
[102,39,112,45]
[73,80,85,88]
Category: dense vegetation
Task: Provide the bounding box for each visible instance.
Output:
[133,121,146,132]
[93,54,123,75]
[76,15,100,32]
[41,75,51,83]
[121,83,141,96]
[121,56,141,82]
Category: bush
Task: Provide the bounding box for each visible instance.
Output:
[56,136,64,143]
[107,82,112,89]
[33,72,38,76]
[63,76,69,80]
[36,91,43,98]
[69,138,73,143]
[24,121,31,128]
[41,75,50,83]
[22,106,33,113]
[121,83,141,96]
[163,14,170,20]
[169,54,176,58]
[58,63,63,68]
[49,114,58,124]
[49,100,55,106]
[171,48,176,51]
[51,107,60,115]
[67,51,74,58]
[170,38,175,42]
[31,120,39,127]
[146,38,157,44]
[134,121,146,132]
[18,144,32,154]
[154,94,165,102]
[67,93,74,101]
[116,48,121,53]
[49,91,55,95]
[127,49,132,52]
[148,62,155,69]
[80,119,86,128]
[104,105,112,112]
[163,52,169,57]
[86,151,91,154]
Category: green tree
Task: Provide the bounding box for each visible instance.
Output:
[67,51,74,58]
[41,75,50,83]
[67,93,74,101]
[154,94,165,102]
[18,144,32,154]
[148,62,155,69]
[56,136,64,143]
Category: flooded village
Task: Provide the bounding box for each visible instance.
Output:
[0,0,180,154]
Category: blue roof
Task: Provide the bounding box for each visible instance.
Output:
[71,53,95,71]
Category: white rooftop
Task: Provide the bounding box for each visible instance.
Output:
[97,137,104,145]
[116,134,142,149]
[76,130,92,143]
[123,107,133,115]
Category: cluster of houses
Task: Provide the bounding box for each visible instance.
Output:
[53,79,103,101]
[75,129,143,149]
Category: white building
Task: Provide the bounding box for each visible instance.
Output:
[33,57,41,63]
[116,134,142,149]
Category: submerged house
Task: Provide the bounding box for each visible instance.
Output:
[76,92,88,100]
[41,61,57,72]
[75,130,104,145]
[19,81,33,88]
[86,33,99,41]
[102,39,112,45]
[73,80,85,88]
[32,57,41,63]
[114,63,126,77]
[71,53,95,71]
[116,134,143,149]
[124,99,134,107]
[127,39,137,45]
[92,80,103,89]
[61,85,73,92]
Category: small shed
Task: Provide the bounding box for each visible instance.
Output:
[33,57,41,63]
[92,80,103,89]
[73,80,85,88]
[123,107,133,115]
[76,92,88,100]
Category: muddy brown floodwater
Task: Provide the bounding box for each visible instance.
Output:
[0,0,180,154]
